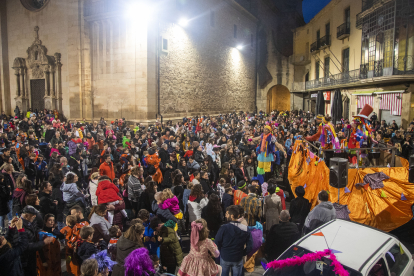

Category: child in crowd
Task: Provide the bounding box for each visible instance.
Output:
[107,225,121,261]
[150,255,161,273]
[76,226,99,262]
[60,215,79,274]
[90,250,116,276]
[216,178,226,200]
[222,187,234,213]
[139,210,160,257]
[158,188,184,234]
[96,178,128,224]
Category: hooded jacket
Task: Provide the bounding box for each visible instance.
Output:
[60,182,84,203]
[303,201,337,235]
[159,223,183,267]
[99,161,115,180]
[111,236,142,276]
[96,180,120,204]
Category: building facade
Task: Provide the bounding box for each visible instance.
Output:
[291,0,414,127]
[0,0,261,121]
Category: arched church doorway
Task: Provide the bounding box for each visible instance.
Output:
[267,84,290,113]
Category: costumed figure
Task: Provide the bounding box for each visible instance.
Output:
[305,115,340,165]
[145,147,163,184]
[347,104,373,166]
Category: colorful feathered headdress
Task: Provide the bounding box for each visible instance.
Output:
[124,248,155,276]
[89,250,116,273]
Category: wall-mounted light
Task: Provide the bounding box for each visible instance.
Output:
[179,18,189,27]
[236,45,243,50]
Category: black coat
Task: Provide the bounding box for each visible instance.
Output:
[24,158,36,178]
[193,150,205,164]
[159,148,170,165]
[38,191,57,218]
[20,218,46,276]
[0,228,29,276]
[289,196,310,231]
[177,165,190,181]
[161,160,177,189]
[0,179,10,216]
[77,241,98,261]
[200,178,212,195]
[222,193,233,213]
[51,177,65,222]
[265,222,300,261]
[44,129,56,143]
[201,206,223,236]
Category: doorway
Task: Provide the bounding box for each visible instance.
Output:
[267,85,291,113]
[30,79,45,111]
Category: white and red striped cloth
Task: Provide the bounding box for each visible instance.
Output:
[357,95,374,108]
[379,93,402,116]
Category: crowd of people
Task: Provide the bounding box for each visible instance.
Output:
[0,107,410,276]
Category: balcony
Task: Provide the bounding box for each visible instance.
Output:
[290,54,311,66]
[337,23,350,40]
[304,68,361,90]
[319,35,330,49]
[356,12,363,29]
[310,41,319,53]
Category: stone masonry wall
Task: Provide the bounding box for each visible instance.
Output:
[159,0,257,117]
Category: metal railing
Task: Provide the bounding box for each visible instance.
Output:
[319,35,331,48]
[310,41,319,53]
[304,139,397,168]
[356,12,363,29]
[393,55,414,75]
[362,0,383,13]
[337,22,351,39]
[304,68,361,90]
[360,63,369,79]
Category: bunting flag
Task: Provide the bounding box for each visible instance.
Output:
[330,249,342,254]
[344,187,351,193]
[400,243,404,255]
[381,190,387,198]
[304,183,307,188]
[309,151,315,159]
[315,161,318,166]
[312,232,324,236]
[363,184,370,191]
[401,193,407,201]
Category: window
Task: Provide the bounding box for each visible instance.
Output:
[210,11,215,27]
[315,61,320,79]
[316,29,320,47]
[162,38,168,51]
[325,22,330,36]
[385,244,410,276]
[234,25,237,38]
[345,7,351,29]
[324,57,330,78]
[343,48,350,72]
[368,258,389,276]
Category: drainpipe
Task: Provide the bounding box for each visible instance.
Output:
[254,21,259,114]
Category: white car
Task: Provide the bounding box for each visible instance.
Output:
[264,219,414,276]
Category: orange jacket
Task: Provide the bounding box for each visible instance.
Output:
[233,190,248,205]
[99,161,115,180]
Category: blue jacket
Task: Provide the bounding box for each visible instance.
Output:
[35,160,47,171]
[60,182,84,202]
[285,139,292,151]
[222,193,233,213]
[215,222,253,262]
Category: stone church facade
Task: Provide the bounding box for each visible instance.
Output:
[0,0,303,121]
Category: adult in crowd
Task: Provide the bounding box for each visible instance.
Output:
[89,204,111,243]
[112,223,145,276]
[215,205,253,276]
[0,217,28,276]
[38,181,58,218]
[99,154,115,180]
[187,184,209,223]
[89,172,100,206]
[201,193,223,238]
[140,180,157,213]
[263,185,282,232]
[240,185,262,226]
[289,186,310,231]
[302,190,336,235]
[127,166,143,215]
[265,210,300,261]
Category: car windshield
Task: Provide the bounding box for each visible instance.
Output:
[264,246,362,276]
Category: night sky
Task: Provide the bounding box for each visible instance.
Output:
[302,0,331,23]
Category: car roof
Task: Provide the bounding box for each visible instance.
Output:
[296,219,395,272]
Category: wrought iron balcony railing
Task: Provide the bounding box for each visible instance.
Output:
[310,41,319,53]
[319,35,331,49]
[337,22,351,39]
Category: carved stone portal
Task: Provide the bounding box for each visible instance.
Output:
[12,26,62,114]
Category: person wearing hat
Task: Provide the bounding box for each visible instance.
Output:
[252,125,285,181]
[20,205,55,276]
[347,104,374,166]
[233,180,248,205]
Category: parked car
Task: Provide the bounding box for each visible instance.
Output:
[264,219,414,276]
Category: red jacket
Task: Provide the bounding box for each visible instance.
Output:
[96,180,121,204]
[99,161,115,180]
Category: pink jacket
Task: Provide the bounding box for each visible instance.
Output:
[159,196,180,215]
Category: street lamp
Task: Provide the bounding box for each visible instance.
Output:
[179,18,189,27]
[125,2,152,25]
[236,45,243,50]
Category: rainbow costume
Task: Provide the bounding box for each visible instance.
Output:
[305,116,340,150]
[256,126,276,175]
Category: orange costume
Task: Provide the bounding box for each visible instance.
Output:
[145,153,163,184]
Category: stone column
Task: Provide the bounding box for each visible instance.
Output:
[54,53,62,112]
[14,68,20,97]
[45,67,50,96]
[51,70,56,97]
[20,68,25,97]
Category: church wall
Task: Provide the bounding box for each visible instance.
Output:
[158,0,257,117]
[4,0,80,118]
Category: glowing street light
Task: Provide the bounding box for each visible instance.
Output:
[179,18,189,27]
[236,45,243,50]
[125,2,152,25]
